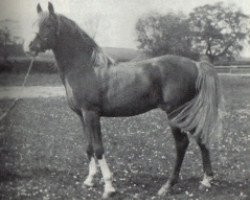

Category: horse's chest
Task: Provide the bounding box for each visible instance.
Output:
[64,76,101,111]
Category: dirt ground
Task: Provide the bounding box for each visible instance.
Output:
[0,75,249,200]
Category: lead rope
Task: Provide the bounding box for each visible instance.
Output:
[0,56,36,121]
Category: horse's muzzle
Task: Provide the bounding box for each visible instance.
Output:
[29,41,45,55]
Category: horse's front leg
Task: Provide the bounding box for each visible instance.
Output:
[80,115,98,187]
[83,142,98,187]
[82,110,116,199]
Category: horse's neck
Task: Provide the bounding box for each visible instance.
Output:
[53,32,95,83]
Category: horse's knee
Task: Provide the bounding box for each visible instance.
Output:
[86,145,94,160]
[94,147,104,160]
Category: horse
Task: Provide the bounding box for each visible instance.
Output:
[29,3,222,199]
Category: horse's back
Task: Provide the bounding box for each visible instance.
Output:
[96,55,199,116]
[135,55,198,92]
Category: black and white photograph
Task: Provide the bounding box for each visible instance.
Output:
[0,0,249,199]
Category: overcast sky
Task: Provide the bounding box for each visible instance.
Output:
[0,0,250,56]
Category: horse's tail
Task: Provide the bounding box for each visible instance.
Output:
[170,61,223,146]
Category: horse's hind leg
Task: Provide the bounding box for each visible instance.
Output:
[158,127,189,196]
[196,139,214,189]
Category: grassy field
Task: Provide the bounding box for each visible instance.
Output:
[0,73,61,87]
[0,75,249,199]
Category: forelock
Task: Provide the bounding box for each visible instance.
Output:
[36,12,50,27]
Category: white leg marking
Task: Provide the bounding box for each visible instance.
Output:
[200,173,213,188]
[98,156,116,199]
[157,181,171,196]
[83,157,97,187]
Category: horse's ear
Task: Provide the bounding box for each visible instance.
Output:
[37,3,42,14]
[48,2,55,15]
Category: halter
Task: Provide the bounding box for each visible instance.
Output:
[35,13,60,51]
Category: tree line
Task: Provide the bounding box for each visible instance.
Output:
[0,19,25,61]
[136,2,250,63]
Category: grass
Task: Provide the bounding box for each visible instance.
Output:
[0,75,249,199]
[0,73,61,87]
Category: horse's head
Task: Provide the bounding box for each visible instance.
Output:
[29,2,58,55]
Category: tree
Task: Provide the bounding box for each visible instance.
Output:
[189,2,250,63]
[0,19,24,61]
[0,23,11,61]
[136,12,199,59]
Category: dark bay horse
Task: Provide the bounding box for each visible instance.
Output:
[29,3,222,199]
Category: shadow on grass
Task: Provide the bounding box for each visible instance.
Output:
[112,173,249,200]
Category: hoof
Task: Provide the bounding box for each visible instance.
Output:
[157,186,171,196]
[158,181,173,197]
[102,189,116,199]
[199,175,212,191]
[82,180,94,188]
[199,183,210,192]
[199,174,213,192]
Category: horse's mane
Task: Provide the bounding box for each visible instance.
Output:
[37,12,114,67]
